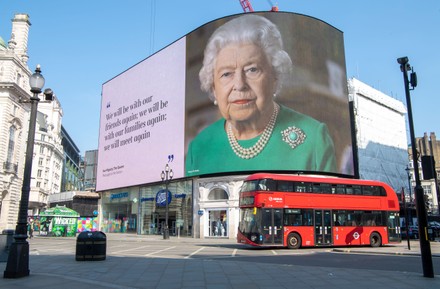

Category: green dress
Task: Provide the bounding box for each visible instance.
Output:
[185,104,337,176]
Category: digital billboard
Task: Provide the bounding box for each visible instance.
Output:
[97,12,354,191]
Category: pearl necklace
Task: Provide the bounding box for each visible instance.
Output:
[227,104,279,159]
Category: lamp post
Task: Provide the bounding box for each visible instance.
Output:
[397,57,434,278]
[161,164,173,239]
[405,166,413,214]
[4,65,53,278]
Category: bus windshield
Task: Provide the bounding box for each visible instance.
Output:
[239,208,260,235]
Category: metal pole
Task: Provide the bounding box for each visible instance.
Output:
[402,188,411,250]
[164,174,169,240]
[398,56,434,278]
[161,164,172,240]
[3,93,40,278]
[406,166,413,226]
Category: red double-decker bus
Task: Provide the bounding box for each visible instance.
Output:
[237,173,401,249]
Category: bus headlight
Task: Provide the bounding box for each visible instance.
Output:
[250,234,258,242]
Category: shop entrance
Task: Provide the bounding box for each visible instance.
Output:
[208,210,228,237]
[153,210,176,235]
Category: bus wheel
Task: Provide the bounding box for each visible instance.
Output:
[370,232,382,247]
[287,233,301,249]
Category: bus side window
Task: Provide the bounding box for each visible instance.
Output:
[336,185,346,194]
[363,186,374,196]
[353,185,362,195]
[278,181,293,192]
[303,210,313,226]
[265,179,276,191]
[295,182,306,192]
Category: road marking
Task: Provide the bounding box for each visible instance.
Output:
[184,247,205,259]
[144,246,176,256]
[232,249,237,257]
[112,245,151,254]
[271,250,278,255]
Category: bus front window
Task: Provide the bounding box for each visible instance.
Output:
[239,208,262,243]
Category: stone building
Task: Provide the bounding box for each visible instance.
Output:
[0,14,64,230]
[407,132,440,215]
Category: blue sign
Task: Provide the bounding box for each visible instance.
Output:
[198,210,204,216]
[110,192,128,200]
[156,189,172,207]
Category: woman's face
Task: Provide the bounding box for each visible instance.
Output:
[213,42,276,125]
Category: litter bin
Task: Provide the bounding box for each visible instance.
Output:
[0,229,15,262]
[75,231,106,261]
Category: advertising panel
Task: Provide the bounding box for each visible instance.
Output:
[97,12,354,191]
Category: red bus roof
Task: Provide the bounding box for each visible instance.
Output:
[245,173,393,189]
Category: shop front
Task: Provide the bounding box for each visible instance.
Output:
[100,180,193,236]
[139,179,193,236]
[101,188,138,233]
[194,175,243,239]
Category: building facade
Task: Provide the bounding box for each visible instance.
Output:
[348,78,409,193]
[407,132,440,215]
[28,98,64,216]
[97,78,414,239]
[0,14,64,230]
[83,149,98,192]
[60,125,83,192]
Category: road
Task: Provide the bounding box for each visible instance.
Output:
[27,234,440,275]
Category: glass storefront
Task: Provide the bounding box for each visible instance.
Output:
[101,180,193,236]
[208,209,228,237]
[101,189,138,233]
[139,180,193,236]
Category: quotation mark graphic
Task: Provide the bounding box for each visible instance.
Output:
[106,102,111,108]
[168,154,174,162]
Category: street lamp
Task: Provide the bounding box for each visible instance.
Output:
[161,164,173,239]
[4,65,53,278]
[397,57,434,278]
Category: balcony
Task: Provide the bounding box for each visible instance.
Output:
[3,161,18,174]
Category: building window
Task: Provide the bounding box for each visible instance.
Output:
[7,126,16,162]
[37,170,42,178]
[208,188,228,200]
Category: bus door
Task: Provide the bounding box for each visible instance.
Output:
[261,208,283,245]
[314,210,332,246]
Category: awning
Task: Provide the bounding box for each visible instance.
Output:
[39,205,80,217]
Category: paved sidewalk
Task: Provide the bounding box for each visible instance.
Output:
[0,235,439,289]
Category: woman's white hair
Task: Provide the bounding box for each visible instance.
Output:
[199,14,292,101]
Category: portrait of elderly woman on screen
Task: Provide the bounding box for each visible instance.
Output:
[185,14,337,176]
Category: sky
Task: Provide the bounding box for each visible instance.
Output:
[1,0,439,153]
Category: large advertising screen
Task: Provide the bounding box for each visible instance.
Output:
[97,12,354,191]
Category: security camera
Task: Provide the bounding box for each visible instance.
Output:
[44,88,54,101]
[397,57,408,65]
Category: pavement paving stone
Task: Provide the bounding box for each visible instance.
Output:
[0,234,439,288]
